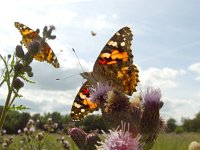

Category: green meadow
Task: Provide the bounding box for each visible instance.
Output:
[2,132,200,150]
[152,133,200,150]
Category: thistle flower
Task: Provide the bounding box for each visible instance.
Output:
[27,40,40,55]
[188,141,200,150]
[102,89,133,129]
[12,78,24,90]
[139,88,165,150]
[97,122,139,150]
[36,132,44,141]
[14,63,24,72]
[90,82,112,105]
[62,140,71,150]
[15,45,24,58]
[140,87,162,135]
[68,127,87,150]
[86,133,101,150]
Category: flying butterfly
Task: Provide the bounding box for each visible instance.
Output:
[14,22,60,68]
[70,27,139,121]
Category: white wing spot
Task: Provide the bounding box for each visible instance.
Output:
[108,40,114,45]
[116,32,120,36]
[121,42,125,47]
[112,42,118,47]
[81,109,85,112]
[74,102,81,108]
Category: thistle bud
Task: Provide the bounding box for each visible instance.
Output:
[7,54,12,59]
[24,52,34,66]
[68,128,87,150]
[12,78,24,90]
[15,45,24,58]
[27,71,33,77]
[27,40,40,55]
[48,35,56,40]
[140,88,161,135]
[14,63,24,72]
[36,29,40,34]
[86,133,101,150]
[24,65,32,73]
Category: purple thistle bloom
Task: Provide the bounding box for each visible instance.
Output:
[140,88,162,134]
[143,87,161,110]
[97,122,139,150]
[27,40,40,55]
[68,128,87,150]
[90,82,113,104]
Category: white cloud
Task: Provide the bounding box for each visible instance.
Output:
[83,14,119,31]
[188,63,200,81]
[140,67,186,90]
[161,97,200,124]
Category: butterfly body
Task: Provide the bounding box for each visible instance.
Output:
[14,22,60,68]
[71,27,139,121]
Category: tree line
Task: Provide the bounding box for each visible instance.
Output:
[1,106,200,134]
[166,111,200,133]
[0,106,108,134]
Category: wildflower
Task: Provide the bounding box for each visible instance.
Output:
[27,40,40,55]
[54,122,58,129]
[68,127,87,150]
[62,140,71,149]
[24,65,32,73]
[86,133,101,150]
[18,129,22,134]
[188,141,200,150]
[47,118,53,124]
[29,126,35,134]
[14,63,24,72]
[12,78,24,90]
[7,54,12,59]
[46,25,56,38]
[103,89,133,129]
[140,87,161,135]
[15,45,24,58]
[90,82,112,105]
[97,122,139,150]
[2,142,7,149]
[27,71,33,77]
[36,132,44,141]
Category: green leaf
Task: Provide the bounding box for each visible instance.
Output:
[20,74,35,83]
[9,104,30,111]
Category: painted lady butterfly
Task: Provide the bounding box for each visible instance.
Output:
[71,27,139,121]
[14,22,60,68]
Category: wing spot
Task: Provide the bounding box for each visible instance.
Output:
[121,42,125,47]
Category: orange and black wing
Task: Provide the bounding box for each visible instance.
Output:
[70,81,98,121]
[93,27,139,95]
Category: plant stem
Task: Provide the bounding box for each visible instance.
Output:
[0,88,12,132]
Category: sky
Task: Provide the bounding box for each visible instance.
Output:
[0,0,200,124]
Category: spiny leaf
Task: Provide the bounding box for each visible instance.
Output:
[20,74,35,83]
[10,104,30,111]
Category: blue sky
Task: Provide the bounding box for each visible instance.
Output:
[0,0,200,123]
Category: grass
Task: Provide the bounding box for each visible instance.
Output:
[2,132,200,149]
[152,132,200,150]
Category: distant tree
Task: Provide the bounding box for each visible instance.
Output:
[175,126,184,134]
[82,115,108,132]
[51,112,63,129]
[166,118,177,133]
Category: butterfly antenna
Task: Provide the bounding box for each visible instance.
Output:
[72,48,84,73]
[56,74,80,80]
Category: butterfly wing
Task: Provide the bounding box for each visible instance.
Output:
[70,81,98,121]
[93,27,139,95]
[14,22,60,68]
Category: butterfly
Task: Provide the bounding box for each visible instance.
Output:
[14,22,60,68]
[70,27,139,121]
